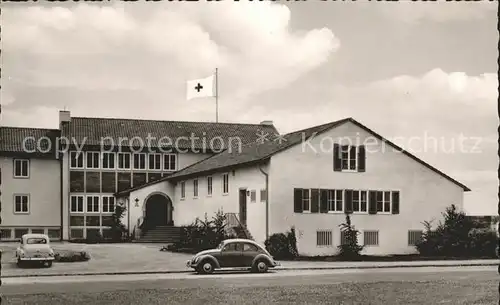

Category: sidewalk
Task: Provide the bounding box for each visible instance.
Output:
[2,258,497,278]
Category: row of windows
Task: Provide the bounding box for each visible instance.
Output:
[69,152,177,171]
[70,195,116,213]
[295,188,400,214]
[316,230,423,247]
[180,173,230,199]
[0,228,61,240]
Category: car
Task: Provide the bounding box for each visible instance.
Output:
[186,238,280,274]
[16,233,55,268]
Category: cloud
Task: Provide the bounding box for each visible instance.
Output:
[372,1,497,24]
[2,2,339,122]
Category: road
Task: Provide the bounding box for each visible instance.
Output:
[2,266,498,304]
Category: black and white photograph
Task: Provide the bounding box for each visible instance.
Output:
[0,1,498,304]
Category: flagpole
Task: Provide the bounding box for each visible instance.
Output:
[215,68,219,123]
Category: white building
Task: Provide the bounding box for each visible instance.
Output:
[117,118,470,256]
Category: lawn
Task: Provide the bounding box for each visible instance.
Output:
[3,280,496,305]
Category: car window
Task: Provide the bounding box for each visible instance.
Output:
[223,243,237,251]
[27,238,47,244]
[243,243,258,252]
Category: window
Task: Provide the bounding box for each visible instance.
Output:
[243,243,258,252]
[316,230,333,246]
[70,152,84,169]
[86,152,100,169]
[70,195,84,213]
[334,144,365,172]
[408,230,423,246]
[193,179,198,197]
[327,190,343,212]
[47,229,61,239]
[118,153,131,169]
[102,152,115,169]
[364,231,379,246]
[148,154,162,170]
[86,196,100,213]
[180,182,186,199]
[301,189,310,212]
[133,153,146,170]
[352,191,368,213]
[207,176,213,196]
[13,159,29,178]
[222,173,229,194]
[260,189,267,202]
[14,195,29,213]
[376,191,392,213]
[102,196,115,213]
[250,190,256,203]
[163,154,177,171]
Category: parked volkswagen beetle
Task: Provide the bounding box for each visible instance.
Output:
[186,238,280,274]
[16,233,55,268]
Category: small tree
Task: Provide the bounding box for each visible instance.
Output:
[337,214,363,260]
[110,204,128,242]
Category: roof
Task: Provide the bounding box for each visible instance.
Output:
[115,119,347,196]
[0,127,60,158]
[118,117,470,193]
[62,117,279,152]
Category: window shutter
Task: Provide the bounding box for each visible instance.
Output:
[311,189,320,213]
[392,191,400,214]
[320,189,328,213]
[333,144,341,171]
[344,190,353,214]
[368,191,377,214]
[357,145,366,172]
[294,188,303,213]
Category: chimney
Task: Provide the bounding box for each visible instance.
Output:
[59,110,71,128]
[260,120,273,126]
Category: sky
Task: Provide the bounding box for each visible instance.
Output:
[1,1,498,215]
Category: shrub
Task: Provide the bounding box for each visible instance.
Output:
[264,227,298,260]
[109,204,129,242]
[337,214,363,260]
[416,204,495,257]
[85,230,103,244]
[170,209,235,252]
[55,250,91,262]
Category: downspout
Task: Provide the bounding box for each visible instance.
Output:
[127,197,131,238]
[59,151,63,241]
[259,164,269,240]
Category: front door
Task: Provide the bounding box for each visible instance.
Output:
[144,194,169,228]
[239,189,247,226]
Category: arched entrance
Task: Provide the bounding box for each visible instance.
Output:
[144,194,173,228]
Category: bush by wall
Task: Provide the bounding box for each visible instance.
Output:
[54,250,91,262]
[264,227,298,260]
[337,214,364,260]
[416,204,497,258]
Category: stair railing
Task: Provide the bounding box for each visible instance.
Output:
[225,212,251,240]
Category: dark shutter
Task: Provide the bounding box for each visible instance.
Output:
[344,190,353,214]
[333,144,341,171]
[294,188,303,213]
[311,189,320,213]
[368,191,377,214]
[392,191,400,214]
[358,145,366,172]
[320,189,328,213]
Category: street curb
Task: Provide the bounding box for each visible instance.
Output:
[1,262,497,278]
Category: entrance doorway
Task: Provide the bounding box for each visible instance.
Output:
[239,189,247,226]
[144,194,172,228]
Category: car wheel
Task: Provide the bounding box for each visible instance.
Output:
[43,261,53,268]
[197,260,215,275]
[252,260,268,273]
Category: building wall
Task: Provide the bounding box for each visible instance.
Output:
[63,150,212,240]
[268,121,465,256]
[0,156,61,240]
[172,164,268,245]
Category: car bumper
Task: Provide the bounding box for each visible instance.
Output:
[19,257,55,261]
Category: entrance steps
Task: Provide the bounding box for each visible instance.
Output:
[137,226,181,243]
